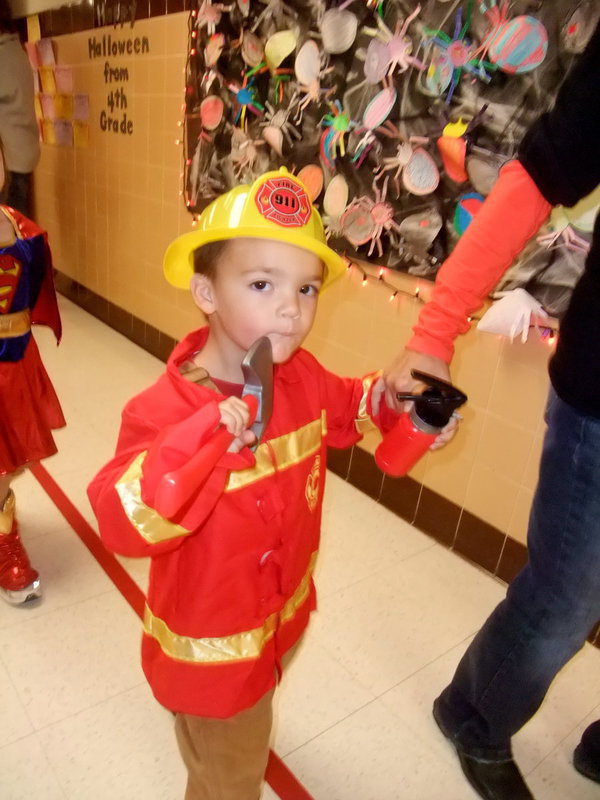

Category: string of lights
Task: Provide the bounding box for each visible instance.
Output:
[343,257,559,346]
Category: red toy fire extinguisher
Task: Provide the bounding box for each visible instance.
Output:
[375,370,467,477]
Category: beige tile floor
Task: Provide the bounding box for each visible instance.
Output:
[0,296,598,799]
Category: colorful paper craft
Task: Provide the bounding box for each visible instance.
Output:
[39,66,56,94]
[54,120,74,147]
[73,94,90,122]
[40,93,56,120]
[54,94,74,119]
[54,65,74,93]
[37,38,56,66]
[25,42,40,69]
[41,120,56,145]
[73,121,89,148]
[26,14,41,43]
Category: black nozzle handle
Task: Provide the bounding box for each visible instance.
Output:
[395,369,468,428]
[411,369,466,400]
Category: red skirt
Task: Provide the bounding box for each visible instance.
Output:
[0,336,66,475]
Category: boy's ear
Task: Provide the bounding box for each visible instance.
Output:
[190,273,216,315]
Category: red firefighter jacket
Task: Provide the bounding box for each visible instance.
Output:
[88,327,380,718]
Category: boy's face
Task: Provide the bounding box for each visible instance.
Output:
[192,238,324,365]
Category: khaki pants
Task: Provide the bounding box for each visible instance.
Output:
[175,688,274,800]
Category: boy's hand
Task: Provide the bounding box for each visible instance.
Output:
[218,397,257,453]
[430,414,459,451]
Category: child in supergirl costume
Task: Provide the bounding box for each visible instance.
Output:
[0,205,64,604]
[88,169,454,800]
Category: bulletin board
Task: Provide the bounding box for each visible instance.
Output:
[181,0,598,303]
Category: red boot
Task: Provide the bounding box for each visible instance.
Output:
[0,490,41,604]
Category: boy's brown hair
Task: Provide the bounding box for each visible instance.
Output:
[192,241,231,280]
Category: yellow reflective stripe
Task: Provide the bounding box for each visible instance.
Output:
[115,452,192,544]
[355,372,380,434]
[225,412,327,492]
[143,552,318,664]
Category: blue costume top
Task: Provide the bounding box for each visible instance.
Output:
[0,206,61,361]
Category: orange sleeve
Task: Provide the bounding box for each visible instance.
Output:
[406,160,552,363]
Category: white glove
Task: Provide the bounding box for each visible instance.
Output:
[477,288,549,343]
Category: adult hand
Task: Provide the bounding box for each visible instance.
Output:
[383,348,451,413]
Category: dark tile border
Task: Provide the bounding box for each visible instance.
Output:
[326,446,352,481]
[56,271,600,650]
[54,271,176,363]
[347,446,384,502]
[27,0,189,38]
[380,473,421,525]
[496,535,528,584]
[416,485,461,548]
[454,510,506,575]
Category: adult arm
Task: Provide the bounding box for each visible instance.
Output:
[383,160,552,405]
[385,21,600,405]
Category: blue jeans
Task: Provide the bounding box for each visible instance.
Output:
[435,388,600,757]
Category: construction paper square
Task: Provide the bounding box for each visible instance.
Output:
[54,65,73,93]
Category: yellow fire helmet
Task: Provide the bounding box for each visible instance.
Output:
[164,167,346,291]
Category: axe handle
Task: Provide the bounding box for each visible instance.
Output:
[154,394,258,519]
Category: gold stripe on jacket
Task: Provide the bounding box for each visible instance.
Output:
[115,452,193,544]
[355,372,380,434]
[143,552,318,664]
[225,411,327,492]
[115,412,327,542]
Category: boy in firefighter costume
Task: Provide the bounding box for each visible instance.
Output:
[88,168,454,799]
[0,205,64,604]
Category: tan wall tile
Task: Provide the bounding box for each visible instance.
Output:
[476,414,535,484]
[463,465,520,533]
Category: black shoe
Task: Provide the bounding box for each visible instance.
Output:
[573,720,600,783]
[432,699,534,800]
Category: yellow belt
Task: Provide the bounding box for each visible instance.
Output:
[0,309,31,338]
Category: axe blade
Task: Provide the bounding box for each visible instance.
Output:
[241,336,273,444]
